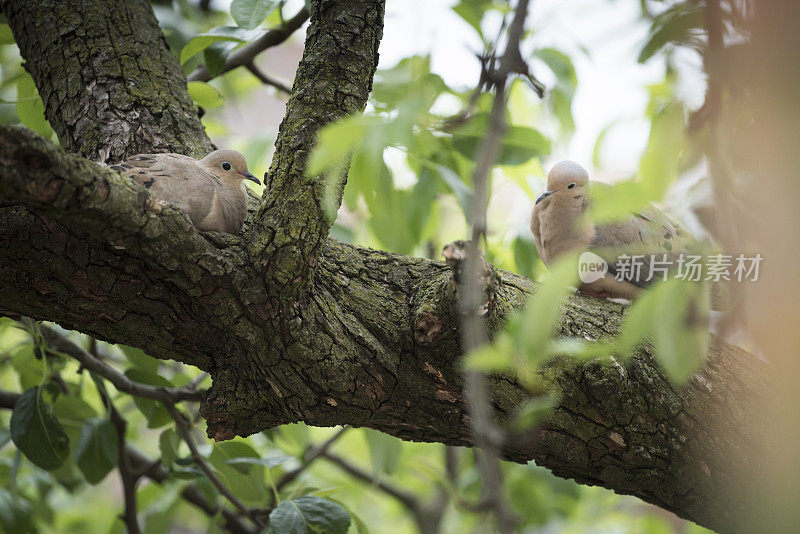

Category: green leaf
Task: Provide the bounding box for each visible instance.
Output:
[452,0,492,37]
[0,23,15,45]
[180,26,263,64]
[231,0,279,29]
[639,3,704,63]
[187,81,223,109]
[652,279,709,382]
[10,387,70,471]
[52,395,99,445]
[208,441,266,506]
[119,345,159,374]
[452,115,551,166]
[307,116,369,177]
[225,455,292,469]
[510,395,559,432]
[74,418,118,484]
[513,234,540,279]
[125,369,173,428]
[462,341,514,373]
[203,40,241,77]
[362,429,401,477]
[517,253,580,362]
[16,75,53,138]
[269,496,350,534]
[159,428,180,469]
[0,488,34,534]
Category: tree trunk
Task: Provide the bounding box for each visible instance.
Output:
[0,1,770,532]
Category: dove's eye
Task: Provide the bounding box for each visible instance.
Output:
[567,182,576,189]
[221,161,232,171]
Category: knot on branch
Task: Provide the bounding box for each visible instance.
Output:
[442,240,500,317]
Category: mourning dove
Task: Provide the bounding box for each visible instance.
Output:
[111,149,260,234]
[530,161,693,300]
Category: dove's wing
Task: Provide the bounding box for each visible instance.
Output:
[591,206,693,288]
[111,154,219,226]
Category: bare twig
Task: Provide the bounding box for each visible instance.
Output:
[245,62,292,95]
[458,1,537,532]
[188,8,309,83]
[95,380,141,534]
[0,389,21,409]
[39,324,205,403]
[165,403,264,529]
[127,445,254,534]
[274,425,350,494]
[704,0,738,252]
[321,451,419,511]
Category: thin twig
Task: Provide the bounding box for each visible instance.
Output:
[188,8,309,83]
[39,324,205,403]
[274,425,350,495]
[165,403,265,529]
[93,376,141,534]
[321,451,419,511]
[245,62,292,95]
[458,1,535,532]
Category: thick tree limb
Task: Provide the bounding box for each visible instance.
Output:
[246,0,385,301]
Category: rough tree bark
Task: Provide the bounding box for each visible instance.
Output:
[0,1,769,532]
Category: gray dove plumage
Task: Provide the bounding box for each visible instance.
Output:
[530,161,693,299]
[111,149,260,234]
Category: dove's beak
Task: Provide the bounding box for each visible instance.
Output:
[535,190,554,205]
[240,171,261,185]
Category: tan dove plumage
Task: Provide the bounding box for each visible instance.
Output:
[530,161,693,300]
[111,149,260,234]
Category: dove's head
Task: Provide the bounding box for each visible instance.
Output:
[535,161,589,205]
[201,149,261,186]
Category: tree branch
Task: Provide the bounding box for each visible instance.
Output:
[187,8,309,84]
[245,62,292,95]
[245,0,386,301]
[40,324,205,403]
[166,403,265,529]
[273,425,350,495]
[1,0,213,162]
[95,380,142,534]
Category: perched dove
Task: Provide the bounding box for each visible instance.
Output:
[111,149,260,234]
[530,161,693,300]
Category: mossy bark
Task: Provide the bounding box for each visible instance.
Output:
[0,1,770,532]
[2,0,213,162]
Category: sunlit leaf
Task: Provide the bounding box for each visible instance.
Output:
[363,429,402,477]
[16,75,53,138]
[187,81,223,109]
[517,253,580,362]
[452,114,551,166]
[230,0,279,29]
[159,428,180,469]
[452,0,492,38]
[180,26,263,65]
